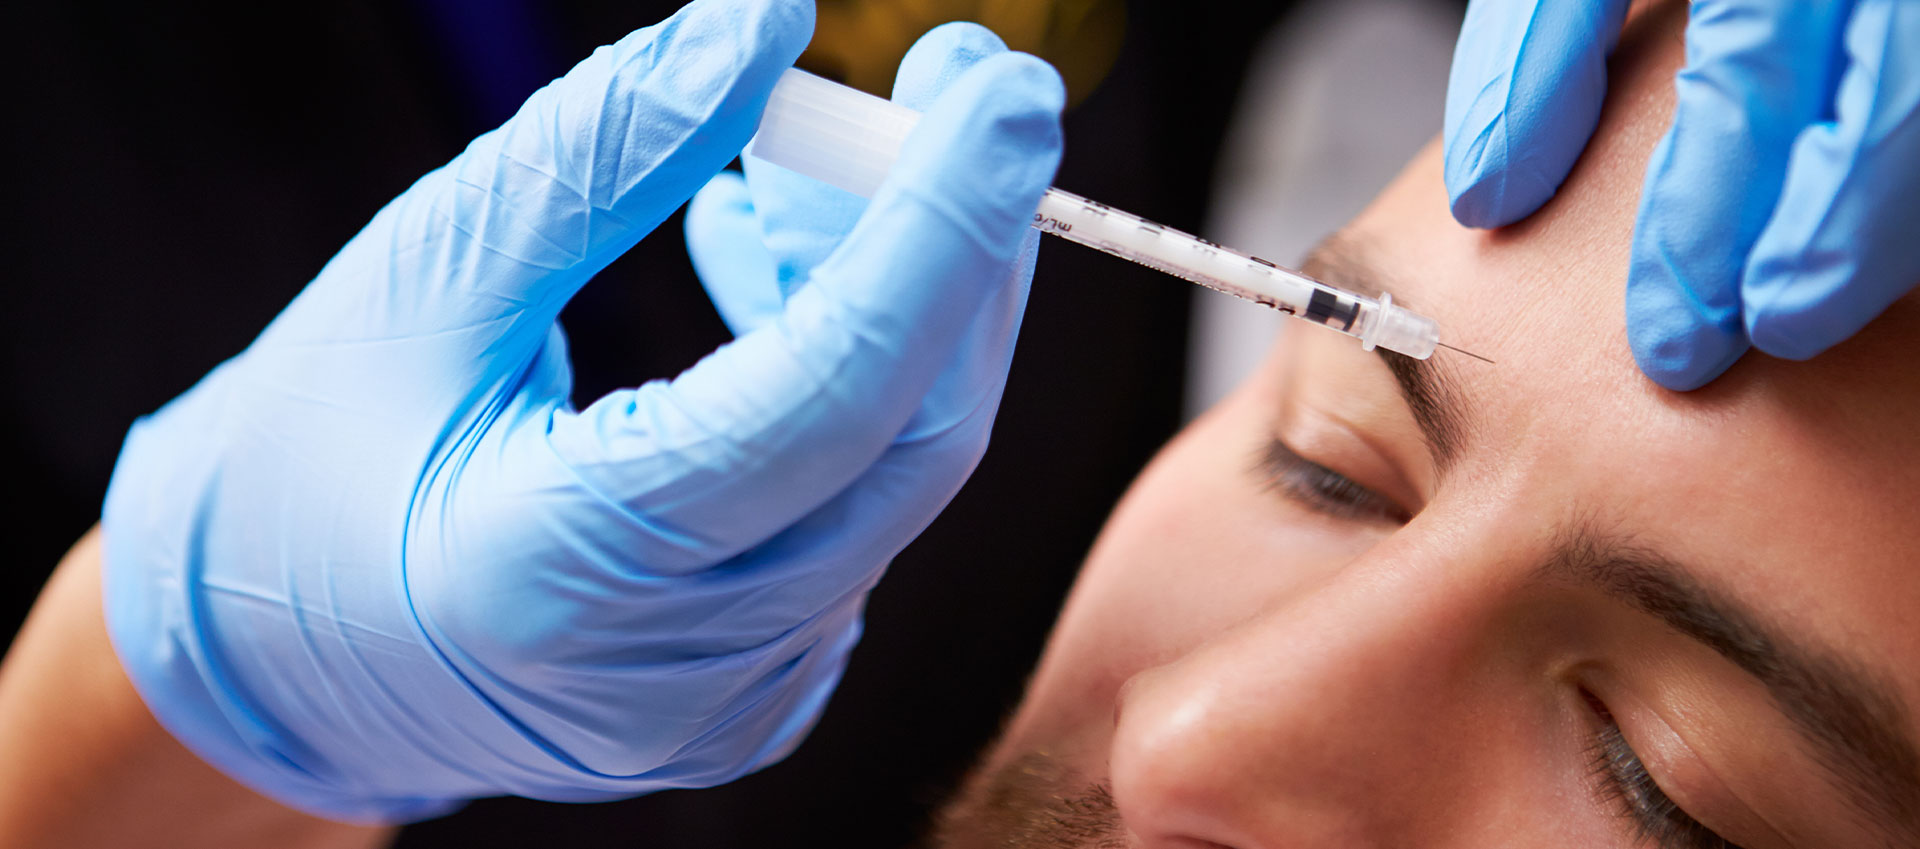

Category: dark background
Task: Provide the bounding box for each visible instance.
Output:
[3,1,1299,846]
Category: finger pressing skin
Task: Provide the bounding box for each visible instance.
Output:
[1625,0,1851,388]
[1443,0,1631,228]
[1742,0,1920,360]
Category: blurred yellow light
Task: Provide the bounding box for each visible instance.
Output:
[802,0,1125,108]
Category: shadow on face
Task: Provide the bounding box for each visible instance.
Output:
[920,2,1920,848]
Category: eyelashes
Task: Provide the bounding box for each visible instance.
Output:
[1582,690,1743,849]
[1255,437,1412,525]
[1258,437,1743,848]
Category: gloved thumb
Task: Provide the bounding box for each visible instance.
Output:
[260,0,812,353]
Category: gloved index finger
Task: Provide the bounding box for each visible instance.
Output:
[738,20,1015,296]
[272,0,812,347]
[685,171,785,337]
[1443,0,1631,228]
[686,22,1022,342]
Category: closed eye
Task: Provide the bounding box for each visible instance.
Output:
[1581,689,1743,849]
[1254,437,1411,525]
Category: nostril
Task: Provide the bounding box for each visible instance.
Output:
[1109,668,1276,849]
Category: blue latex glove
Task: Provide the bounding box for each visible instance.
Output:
[1444,0,1920,389]
[100,0,1064,823]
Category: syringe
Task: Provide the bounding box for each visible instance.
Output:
[749,68,1454,361]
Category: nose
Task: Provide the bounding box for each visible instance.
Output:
[1106,546,1502,848]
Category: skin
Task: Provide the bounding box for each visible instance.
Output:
[0,530,395,848]
[2,4,1913,849]
[923,4,1920,848]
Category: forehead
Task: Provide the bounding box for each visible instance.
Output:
[1324,89,1920,724]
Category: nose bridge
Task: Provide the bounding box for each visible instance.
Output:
[1108,532,1495,847]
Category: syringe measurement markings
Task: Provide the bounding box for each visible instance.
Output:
[1037,189,1341,320]
[1056,192,1304,286]
[1038,229,1299,315]
[1038,217,1302,308]
[1033,213,1074,233]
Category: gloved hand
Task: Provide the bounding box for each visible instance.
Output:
[1444,0,1920,390]
[100,0,1064,823]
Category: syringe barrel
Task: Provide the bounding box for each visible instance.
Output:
[750,68,1447,362]
[1354,296,1438,360]
[750,69,918,198]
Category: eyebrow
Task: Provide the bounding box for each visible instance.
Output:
[1551,520,1920,842]
[1299,235,1920,838]
[1298,237,1469,469]
[1297,237,1912,837]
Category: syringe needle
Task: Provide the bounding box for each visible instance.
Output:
[1437,342,1495,364]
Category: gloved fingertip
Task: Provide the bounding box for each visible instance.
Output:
[1628,323,1749,391]
[686,171,784,336]
[1441,0,1622,229]
[1741,260,1855,363]
[734,0,818,62]
[802,50,1061,340]
[1021,53,1070,113]
[685,172,757,271]
[1744,317,1825,362]
[890,51,1065,225]
[1626,275,1751,391]
[688,170,753,220]
[454,0,815,304]
[1443,124,1562,229]
[739,153,870,295]
[894,22,1011,110]
[902,50,1067,170]
[606,0,815,118]
[1448,170,1524,229]
[1441,99,1508,227]
[966,51,1068,111]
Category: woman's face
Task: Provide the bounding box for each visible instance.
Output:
[923,10,1920,848]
